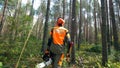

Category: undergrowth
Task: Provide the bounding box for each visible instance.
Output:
[0,36,120,68]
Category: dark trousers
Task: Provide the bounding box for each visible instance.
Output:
[50,43,64,68]
[51,53,61,68]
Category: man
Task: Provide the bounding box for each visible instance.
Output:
[44,17,72,68]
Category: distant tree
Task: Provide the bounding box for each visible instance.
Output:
[86,0,93,44]
[94,0,98,45]
[0,0,8,33]
[68,0,72,31]
[101,0,108,66]
[63,0,65,19]
[14,0,21,18]
[30,0,34,16]
[11,0,22,41]
[115,0,120,24]
[83,9,87,43]
[51,0,62,21]
[78,0,82,50]
[109,0,119,51]
[36,1,47,40]
[105,0,111,54]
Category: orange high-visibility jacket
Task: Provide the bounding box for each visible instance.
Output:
[50,26,70,45]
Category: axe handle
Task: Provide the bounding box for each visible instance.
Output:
[66,42,73,62]
[68,45,72,55]
[68,42,73,55]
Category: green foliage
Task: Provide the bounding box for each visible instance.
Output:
[75,45,102,67]
[6,13,33,41]
[76,45,120,68]
[0,34,42,67]
[18,15,32,31]
[97,34,102,44]
[107,61,120,68]
[108,49,120,62]
[36,1,46,16]
[1,39,120,68]
[86,45,102,53]
[0,62,3,68]
[0,0,4,5]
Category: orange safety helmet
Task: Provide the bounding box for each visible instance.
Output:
[56,18,65,26]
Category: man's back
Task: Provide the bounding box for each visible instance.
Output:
[51,26,68,45]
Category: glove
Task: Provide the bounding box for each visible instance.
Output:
[70,42,74,47]
[66,53,70,62]
[42,53,50,61]
[42,50,50,61]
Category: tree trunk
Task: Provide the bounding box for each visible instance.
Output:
[37,16,44,40]
[70,0,76,64]
[84,17,88,43]
[101,0,108,66]
[12,0,22,41]
[105,0,111,54]
[86,20,89,43]
[109,0,119,51]
[68,0,72,31]
[83,13,86,42]
[14,0,22,18]
[78,0,82,50]
[0,0,8,33]
[115,0,120,32]
[94,0,98,45]
[42,0,50,52]
[63,0,65,19]
[30,0,34,16]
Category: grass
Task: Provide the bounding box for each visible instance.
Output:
[0,36,120,68]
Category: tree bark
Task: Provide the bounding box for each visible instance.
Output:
[109,0,119,51]
[12,0,22,41]
[105,0,111,54]
[78,0,82,50]
[101,0,108,66]
[70,0,76,64]
[30,0,34,16]
[68,0,72,31]
[94,0,98,45]
[63,0,65,19]
[0,0,8,33]
[42,0,50,52]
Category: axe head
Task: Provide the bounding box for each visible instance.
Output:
[36,62,46,68]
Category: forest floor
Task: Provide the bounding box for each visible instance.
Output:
[0,36,120,68]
